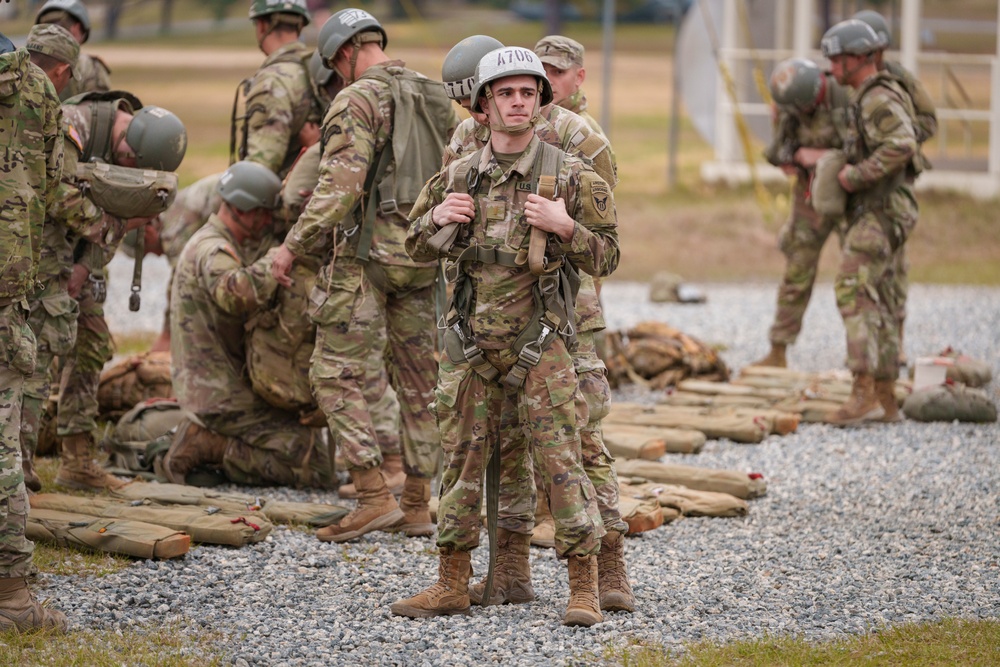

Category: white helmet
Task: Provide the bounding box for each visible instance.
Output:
[470,46,553,114]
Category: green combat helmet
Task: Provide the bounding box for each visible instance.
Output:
[248,0,311,27]
[769,58,823,113]
[471,46,552,134]
[36,0,92,43]
[126,106,188,172]
[317,8,387,81]
[217,160,282,211]
[852,10,891,49]
[442,35,504,102]
[820,19,882,58]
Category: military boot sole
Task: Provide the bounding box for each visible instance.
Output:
[54,473,125,491]
[389,601,471,619]
[316,508,405,543]
[563,609,603,627]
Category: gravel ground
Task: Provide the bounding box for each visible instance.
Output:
[42,256,999,665]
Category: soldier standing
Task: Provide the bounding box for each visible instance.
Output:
[55,94,186,490]
[440,36,633,613]
[752,58,850,368]
[35,0,111,100]
[235,0,318,179]
[19,24,132,493]
[271,9,459,542]
[391,47,618,627]
[534,35,611,143]
[820,20,918,425]
[0,32,68,633]
[164,161,336,488]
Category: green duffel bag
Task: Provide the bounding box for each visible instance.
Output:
[902,384,998,423]
[77,161,178,219]
[810,149,847,217]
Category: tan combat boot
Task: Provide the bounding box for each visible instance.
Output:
[563,554,602,627]
[598,530,635,612]
[750,343,787,368]
[55,433,126,491]
[337,453,406,499]
[160,419,229,485]
[530,488,555,549]
[0,577,68,633]
[826,373,885,426]
[468,528,535,606]
[875,379,903,423]
[390,548,472,618]
[388,476,434,537]
[316,466,404,543]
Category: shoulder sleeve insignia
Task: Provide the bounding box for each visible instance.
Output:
[66,124,83,152]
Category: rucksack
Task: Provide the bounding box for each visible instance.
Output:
[97,351,174,419]
[104,398,190,475]
[76,161,178,219]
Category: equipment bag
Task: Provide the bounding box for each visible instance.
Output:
[105,398,190,475]
[902,383,997,423]
[27,508,190,559]
[810,149,848,217]
[76,161,178,219]
[97,351,174,419]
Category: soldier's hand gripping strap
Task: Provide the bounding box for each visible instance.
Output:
[526,143,565,276]
[76,162,178,219]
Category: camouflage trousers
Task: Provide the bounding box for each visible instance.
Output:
[1,305,37,578]
[434,339,604,558]
[490,331,627,536]
[309,258,439,479]
[57,281,112,437]
[769,183,840,346]
[21,287,79,459]
[201,404,334,489]
[836,189,916,380]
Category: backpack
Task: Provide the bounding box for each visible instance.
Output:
[97,351,174,419]
[104,398,190,475]
[76,161,178,219]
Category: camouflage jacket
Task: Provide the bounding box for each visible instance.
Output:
[559,89,607,138]
[284,61,445,268]
[884,60,936,173]
[764,72,850,170]
[407,134,619,350]
[240,41,317,179]
[170,215,278,417]
[0,50,64,301]
[58,51,111,101]
[442,109,617,334]
[842,71,917,195]
[158,173,223,267]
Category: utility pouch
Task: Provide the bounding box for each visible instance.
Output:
[76,162,178,219]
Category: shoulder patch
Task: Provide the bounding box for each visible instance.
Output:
[215,243,241,263]
[66,124,83,152]
[872,106,902,134]
[588,180,611,219]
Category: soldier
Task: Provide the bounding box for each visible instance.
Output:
[391,47,618,627]
[534,35,609,142]
[440,36,634,613]
[820,20,918,425]
[852,9,937,362]
[271,9,459,542]
[0,31,69,633]
[164,161,335,489]
[234,0,319,178]
[752,58,850,368]
[20,24,133,493]
[55,93,187,490]
[35,0,111,101]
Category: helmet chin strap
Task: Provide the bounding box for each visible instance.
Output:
[344,32,384,84]
[484,82,542,136]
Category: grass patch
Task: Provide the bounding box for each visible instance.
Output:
[0,620,228,666]
[601,618,1000,666]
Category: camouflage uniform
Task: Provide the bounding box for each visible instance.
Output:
[838,71,918,380]
[443,109,626,535]
[171,216,333,487]
[763,72,850,347]
[283,61,458,481]
[0,49,64,577]
[20,116,119,465]
[238,41,318,179]
[58,51,110,101]
[406,134,619,557]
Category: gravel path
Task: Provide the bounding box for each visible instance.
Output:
[45,257,999,665]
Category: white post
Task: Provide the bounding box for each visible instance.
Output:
[899,0,920,73]
[792,0,811,58]
[775,0,789,51]
[990,0,1000,181]
[714,0,740,162]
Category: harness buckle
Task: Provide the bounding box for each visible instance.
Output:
[378,198,399,216]
[342,222,360,238]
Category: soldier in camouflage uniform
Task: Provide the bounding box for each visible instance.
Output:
[853,10,937,362]
[534,36,611,145]
[752,58,851,368]
[55,94,186,490]
[271,9,459,543]
[35,0,111,101]
[165,161,334,488]
[19,25,129,493]
[391,47,618,627]
[0,33,69,633]
[821,20,918,425]
[439,36,633,613]
[235,0,319,179]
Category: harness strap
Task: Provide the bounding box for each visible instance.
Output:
[88,100,117,164]
[348,140,394,263]
[526,143,564,276]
